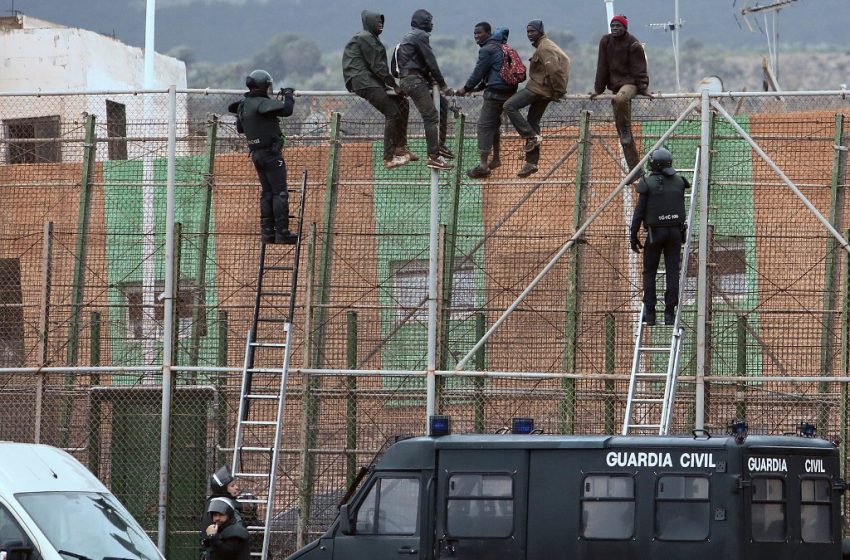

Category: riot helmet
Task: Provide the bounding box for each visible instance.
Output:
[207,496,235,517]
[649,147,675,176]
[210,465,235,496]
[246,69,274,95]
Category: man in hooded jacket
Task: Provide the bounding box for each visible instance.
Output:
[342,10,414,169]
[396,9,454,170]
[503,20,570,178]
[456,23,516,178]
[591,14,650,180]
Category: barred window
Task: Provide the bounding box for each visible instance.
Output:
[581,475,635,540]
[655,475,710,541]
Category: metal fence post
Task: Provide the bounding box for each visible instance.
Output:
[345,310,358,487]
[561,109,591,434]
[694,90,712,431]
[157,84,178,554]
[34,221,53,444]
[842,229,850,512]
[188,114,219,370]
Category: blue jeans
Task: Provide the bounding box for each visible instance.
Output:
[400,75,448,157]
[503,88,550,165]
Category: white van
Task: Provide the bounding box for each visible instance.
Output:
[0,442,164,560]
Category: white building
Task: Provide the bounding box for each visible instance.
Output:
[0,13,188,163]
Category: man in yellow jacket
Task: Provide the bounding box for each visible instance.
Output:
[503,19,570,178]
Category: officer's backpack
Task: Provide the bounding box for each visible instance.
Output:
[499,43,527,86]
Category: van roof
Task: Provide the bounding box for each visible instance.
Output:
[375,434,837,470]
[0,442,108,495]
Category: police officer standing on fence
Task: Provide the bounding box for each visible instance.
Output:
[228,70,298,245]
[630,147,690,326]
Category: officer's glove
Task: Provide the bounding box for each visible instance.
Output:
[630,231,643,253]
[277,87,295,99]
[680,223,688,239]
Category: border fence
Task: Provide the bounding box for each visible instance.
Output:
[0,87,848,558]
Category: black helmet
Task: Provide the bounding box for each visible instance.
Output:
[207,496,236,517]
[246,69,273,94]
[649,147,675,175]
[210,466,234,495]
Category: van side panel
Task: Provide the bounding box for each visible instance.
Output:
[526,450,582,558]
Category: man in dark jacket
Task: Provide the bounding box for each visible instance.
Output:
[591,14,650,180]
[503,20,570,178]
[342,10,413,170]
[227,69,298,245]
[630,147,690,326]
[396,9,454,171]
[203,497,250,560]
[456,23,516,179]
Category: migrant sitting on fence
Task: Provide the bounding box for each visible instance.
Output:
[503,19,571,178]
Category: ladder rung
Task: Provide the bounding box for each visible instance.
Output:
[264,265,294,271]
[627,423,661,429]
[241,420,277,426]
[250,342,289,348]
[633,398,665,403]
[246,394,280,400]
[238,446,274,453]
[260,291,292,297]
[639,347,670,353]
[635,372,667,378]
[235,472,271,478]
[256,317,289,323]
[247,368,286,374]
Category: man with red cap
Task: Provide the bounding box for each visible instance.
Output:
[591,14,650,182]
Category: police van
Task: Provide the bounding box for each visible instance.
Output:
[0,442,164,560]
[286,427,848,560]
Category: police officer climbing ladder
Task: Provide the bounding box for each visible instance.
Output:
[630,147,690,327]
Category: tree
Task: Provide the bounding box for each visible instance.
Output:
[249,33,324,81]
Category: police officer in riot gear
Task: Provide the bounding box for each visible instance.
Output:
[630,147,690,326]
[203,497,250,560]
[228,69,298,244]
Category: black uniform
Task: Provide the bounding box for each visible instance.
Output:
[228,91,295,241]
[202,516,250,560]
[630,170,690,315]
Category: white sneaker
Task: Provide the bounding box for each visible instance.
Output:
[384,154,409,169]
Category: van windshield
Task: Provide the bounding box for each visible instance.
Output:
[16,492,161,560]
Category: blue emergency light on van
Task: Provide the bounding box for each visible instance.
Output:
[429,415,451,437]
[511,417,534,434]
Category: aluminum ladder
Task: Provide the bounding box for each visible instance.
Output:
[623,150,700,435]
[231,171,308,559]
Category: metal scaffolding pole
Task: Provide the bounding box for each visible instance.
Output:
[425,84,442,426]
[695,90,712,430]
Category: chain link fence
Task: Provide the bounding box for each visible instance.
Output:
[0,88,848,558]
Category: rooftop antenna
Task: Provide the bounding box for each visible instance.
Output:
[648,0,684,91]
[736,0,800,91]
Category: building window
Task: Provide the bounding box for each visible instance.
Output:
[683,236,746,304]
[751,477,785,542]
[5,115,60,164]
[120,281,203,340]
[354,477,419,535]
[800,478,831,543]
[0,259,24,367]
[390,259,476,322]
[106,100,128,160]
[446,473,514,538]
[581,475,635,540]
[655,475,711,541]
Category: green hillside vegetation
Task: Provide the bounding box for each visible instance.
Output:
[175,29,850,93]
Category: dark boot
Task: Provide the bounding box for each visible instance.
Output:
[644,306,656,326]
[664,306,676,326]
[261,219,275,244]
[275,230,298,245]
